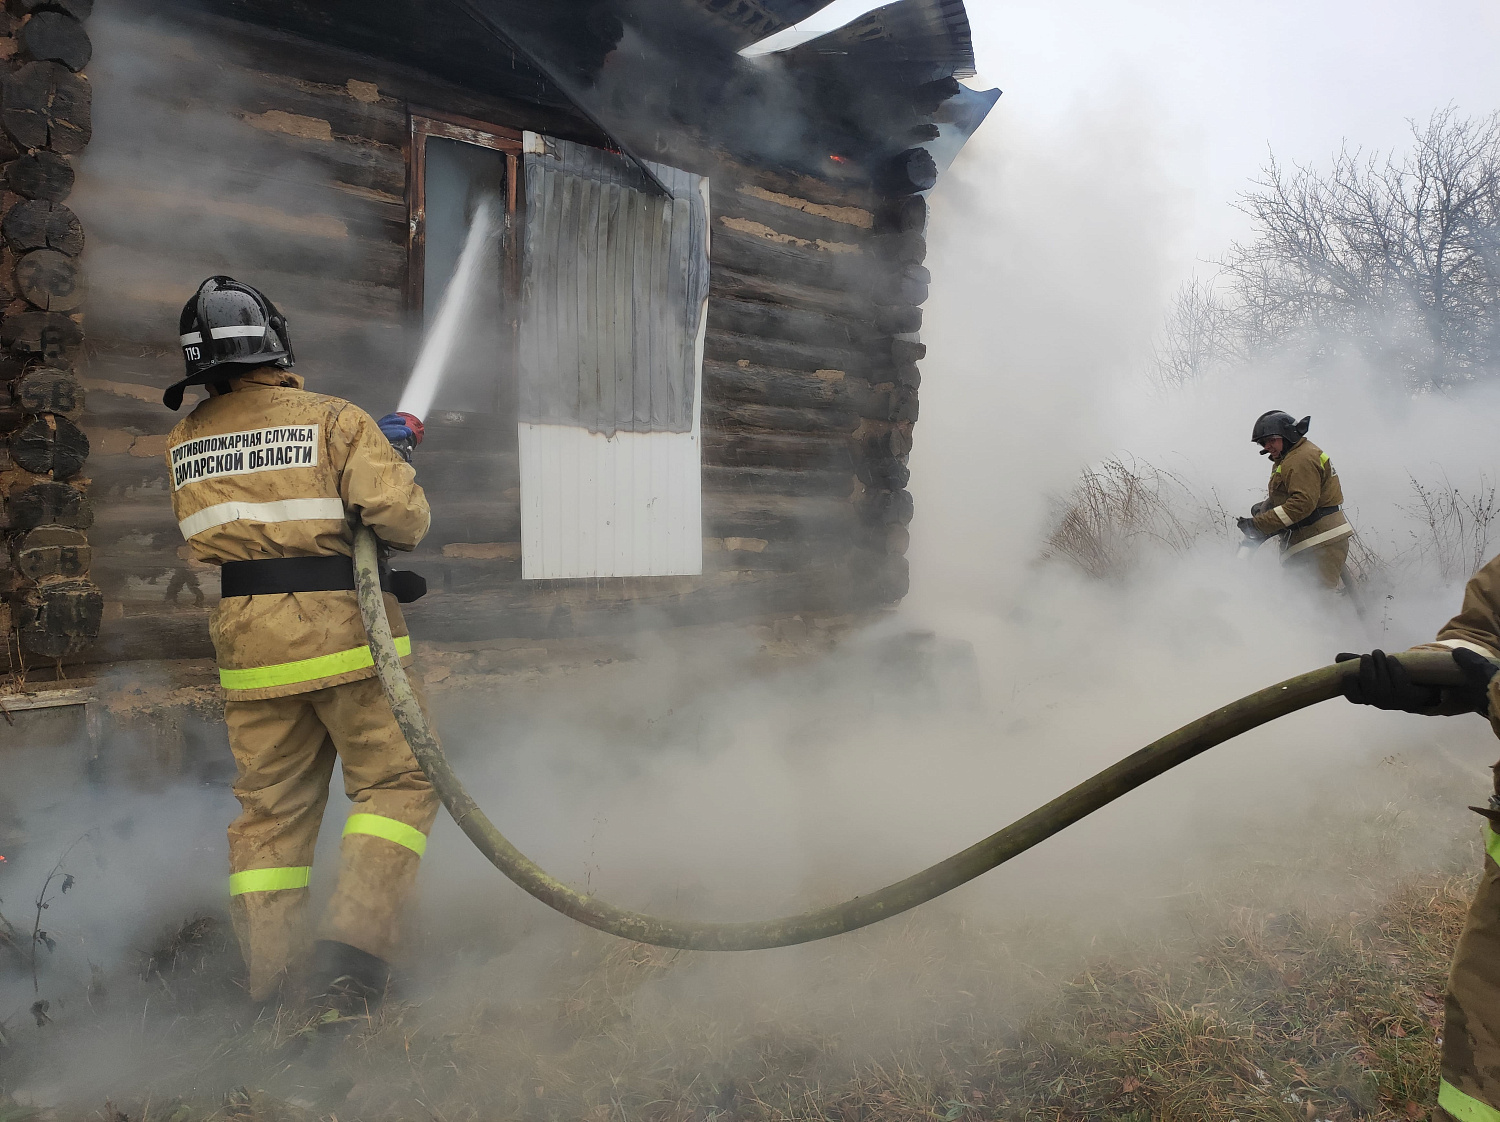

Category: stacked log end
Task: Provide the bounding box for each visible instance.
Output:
[0,0,98,671]
[849,180,927,604]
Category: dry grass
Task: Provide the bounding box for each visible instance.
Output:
[1401,474,1500,583]
[1045,458,1227,579]
[0,742,1485,1122]
[4,861,1473,1121]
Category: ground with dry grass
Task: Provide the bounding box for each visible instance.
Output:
[1,636,1490,1122]
[0,852,1476,1122]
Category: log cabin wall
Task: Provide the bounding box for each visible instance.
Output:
[54,2,924,666]
[0,0,102,674]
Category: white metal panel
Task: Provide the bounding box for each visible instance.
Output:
[519,425,703,578]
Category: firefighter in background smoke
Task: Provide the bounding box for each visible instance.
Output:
[161,276,434,1010]
[1235,411,1353,588]
[1339,562,1500,1122]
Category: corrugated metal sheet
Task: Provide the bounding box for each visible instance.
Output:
[517,132,708,579]
[518,133,710,437]
[518,423,704,579]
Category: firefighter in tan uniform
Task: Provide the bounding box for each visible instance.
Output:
[162,276,436,1009]
[1236,411,1354,589]
[1341,563,1500,1121]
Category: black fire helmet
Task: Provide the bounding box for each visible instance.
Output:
[163,276,294,410]
[1250,410,1310,447]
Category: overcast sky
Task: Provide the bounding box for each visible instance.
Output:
[961,0,1500,265]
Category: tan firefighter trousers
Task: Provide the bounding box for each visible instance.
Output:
[1284,536,1351,590]
[224,674,440,1002]
[1437,821,1500,1121]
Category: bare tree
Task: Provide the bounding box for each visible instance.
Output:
[1154,109,1500,390]
[1148,276,1245,391]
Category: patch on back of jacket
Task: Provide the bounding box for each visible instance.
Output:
[169,425,319,490]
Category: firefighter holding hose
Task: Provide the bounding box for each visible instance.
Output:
[1236,411,1354,588]
[162,276,433,1012]
[1342,575,1500,1120]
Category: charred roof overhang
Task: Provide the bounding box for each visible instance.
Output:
[165,0,988,188]
[156,0,609,140]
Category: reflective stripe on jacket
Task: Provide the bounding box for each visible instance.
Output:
[165,368,430,701]
[1283,508,1352,558]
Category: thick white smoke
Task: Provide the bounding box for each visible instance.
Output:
[6,6,1500,1116]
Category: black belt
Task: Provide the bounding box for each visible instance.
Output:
[220,555,426,603]
[1286,504,1341,533]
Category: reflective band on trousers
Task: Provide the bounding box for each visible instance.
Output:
[1487,825,1500,866]
[1283,522,1354,558]
[1439,1079,1500,1122]
[219,635,412,690]
[229,866,311,896]
[344,812,428,856]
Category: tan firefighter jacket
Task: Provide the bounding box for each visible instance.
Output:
[1432,553,1500,661]
[1249,438,1352,558]
[164,367,430,701]
[1404,551,1500,729]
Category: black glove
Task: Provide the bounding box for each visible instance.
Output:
[1336,649,1442,712]
[1451,648,1498,717]
[1236,516,1267,541]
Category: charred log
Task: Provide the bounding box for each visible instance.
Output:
[18,11,92,72]
[875,304,922,334]
[892,193,927,233]
[704,430,855,473]
[12,367,82,417]
[2,199,84,255]
[1,61,90,153]
[891,338,926,364]
[11,524,89,579]
[703,400,860,435]
[3,309,82,356]
[12,0,93,19]
[4,480,92,530]
[10,413,88,478]
[704,329,869,378]
[703,359,852,410]
[12,576,101,657]
[880,147,937,195]
[4,150,73,200]
[871,229,926,265]
[15,246,84,310]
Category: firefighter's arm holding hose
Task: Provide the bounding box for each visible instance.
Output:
[1340,552,1500,719]
[336,406,430,552]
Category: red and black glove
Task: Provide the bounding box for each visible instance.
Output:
[377,412,424,463]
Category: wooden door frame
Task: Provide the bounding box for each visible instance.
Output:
[404,107,523,317]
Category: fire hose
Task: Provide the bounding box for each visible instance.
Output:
[353,523,1478,951]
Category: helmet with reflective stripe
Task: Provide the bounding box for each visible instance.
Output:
[1250,410,1310,447]
[164,276,295,410]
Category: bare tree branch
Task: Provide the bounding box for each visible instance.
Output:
[1152,109,1500,390]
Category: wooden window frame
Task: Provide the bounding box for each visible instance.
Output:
[405,108,523,318]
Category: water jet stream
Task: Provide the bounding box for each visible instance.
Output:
[397,196,500,422]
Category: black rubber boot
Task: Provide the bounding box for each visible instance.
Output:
[308,939,391,1019]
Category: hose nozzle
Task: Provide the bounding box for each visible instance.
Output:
[378,411,424,464]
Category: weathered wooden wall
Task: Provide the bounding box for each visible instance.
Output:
[0,0,102,673]
[63,5,923,664]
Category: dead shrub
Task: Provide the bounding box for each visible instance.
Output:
[1045,457,1225,578]
[1402,474,1500,582]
